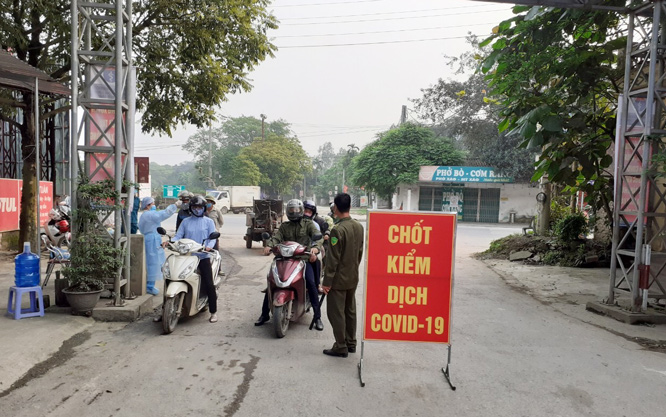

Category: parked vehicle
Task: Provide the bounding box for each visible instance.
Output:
[157,227,222,334]
[41,205,71,249]
[205,186,261,214]
[262,232,321,338]
[245,199,283,248]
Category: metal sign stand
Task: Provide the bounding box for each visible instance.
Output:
[441,345,456,391]
[357,342,456,390]
[357,341,365,387]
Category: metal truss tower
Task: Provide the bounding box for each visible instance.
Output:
[70,0,134,306]
[471,0,666,311]
[611,0,666,310]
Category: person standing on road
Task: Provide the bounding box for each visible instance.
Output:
[205,194,224,251]
[175,190,193,231]
[138,196,181,295]
[321,193,364,358]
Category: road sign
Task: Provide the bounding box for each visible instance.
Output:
[363,211,456,344]
[163,185,185,198]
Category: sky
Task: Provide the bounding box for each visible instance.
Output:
[133,0,516,166]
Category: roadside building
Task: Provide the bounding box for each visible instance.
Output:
[392,165,539,223]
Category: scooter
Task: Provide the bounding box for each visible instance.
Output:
[157,227,222,334]
[263,232,322,338]
[41,207,71,249]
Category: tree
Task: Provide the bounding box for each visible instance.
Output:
[182,116,292,186]
[1,0,277,248]
[480,6,625,218]
[412,36,535,181]
[351,123,466,203]
[235,134,311,197]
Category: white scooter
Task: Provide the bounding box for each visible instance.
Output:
[157,227,222,334]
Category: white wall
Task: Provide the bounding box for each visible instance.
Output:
[393,182,540,222]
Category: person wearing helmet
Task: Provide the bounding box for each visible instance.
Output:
[204,194,224,251]
[303,200,328,235]
[167,195,220,323]
[256,199,325,330]
[138,196,181,295]
[303,200,329,289]
[175,190,194,231]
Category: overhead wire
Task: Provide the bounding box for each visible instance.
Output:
[275,21,499,38]
[278,4,497,20]
[276,34,478,48]
[279,8,509,26]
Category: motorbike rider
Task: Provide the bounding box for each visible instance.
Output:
[256,199,325,331]
[163,195,219,323]
[303,200,328,287]
[175,190,194,231]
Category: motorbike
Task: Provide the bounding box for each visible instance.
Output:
[262,232,322,338]
[41,206,71,249]
[157,227,222,334]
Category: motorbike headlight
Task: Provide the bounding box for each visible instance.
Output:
[278,244,296,257]
[162,263,170,279]
[178,261,197,280]
[176,241,194,254]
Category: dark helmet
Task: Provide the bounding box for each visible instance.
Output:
[303,200,317,218]
[286,199,304,222]
[189,195,206,217]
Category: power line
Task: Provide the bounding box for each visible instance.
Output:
[280,8,509,26]
[277,34,479,48]
[278,4,496,20]
[276,22,498,38]
[274,0,385,7]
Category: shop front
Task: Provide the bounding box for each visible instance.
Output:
[394,166,539,223]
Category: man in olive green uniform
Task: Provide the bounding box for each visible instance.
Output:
[256,199,325,330]
[321,193,365,358]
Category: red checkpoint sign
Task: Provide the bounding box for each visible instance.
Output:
[363,211,456,344]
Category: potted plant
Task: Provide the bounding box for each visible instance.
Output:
[61,177,127,315]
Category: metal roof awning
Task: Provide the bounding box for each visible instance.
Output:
[470,0,629,13]
[0,49,70,96]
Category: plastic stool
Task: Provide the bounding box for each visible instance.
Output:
[7,286,45,320]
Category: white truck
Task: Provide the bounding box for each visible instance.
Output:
[206,186,261,214]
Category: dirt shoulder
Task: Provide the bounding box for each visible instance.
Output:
[482,259,666,353]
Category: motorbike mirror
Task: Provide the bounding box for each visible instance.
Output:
[261,232,271,240]
[157,227,167,235]
[209,231,220,240]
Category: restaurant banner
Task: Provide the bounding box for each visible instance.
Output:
[0,179,53,232]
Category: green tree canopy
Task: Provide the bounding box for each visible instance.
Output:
[412,37,535,181]
[236,134,311,197]
[351,123,466,202]
[1,0,278,246]
[182,116,292,186]
[480,6,624,217]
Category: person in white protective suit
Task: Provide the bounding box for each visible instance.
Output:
[138,197,181,295]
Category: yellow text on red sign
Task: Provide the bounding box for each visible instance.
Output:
[363,211,455,344]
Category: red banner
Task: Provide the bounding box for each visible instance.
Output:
[363,211,456,344]
[0,179,53,232]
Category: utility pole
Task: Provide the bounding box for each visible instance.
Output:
[260,113,266,140]
[400,105,407,125]
[208,126,213,188]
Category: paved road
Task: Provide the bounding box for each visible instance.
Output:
[1,216,665,416]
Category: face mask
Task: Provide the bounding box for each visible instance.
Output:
[192,207,205,217]
[206,203,212,209]
[182,203,189,211]
[150,205,156,211]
